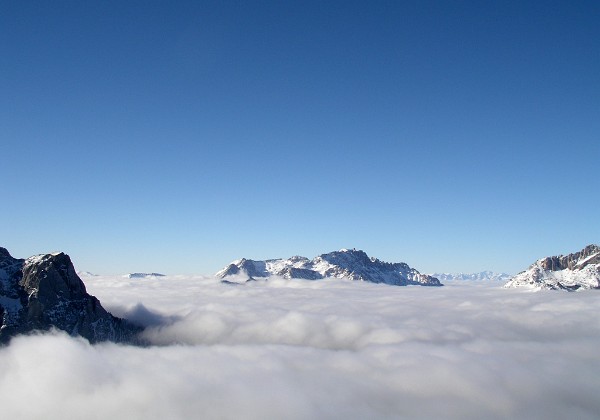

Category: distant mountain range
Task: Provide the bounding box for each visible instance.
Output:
[125,273,166,279]
[77,271,98,277]
[3,242,597,346]
[504,244,600,291]
[429,271,511,282]
[217,248,442,286]
[77,272,166,279]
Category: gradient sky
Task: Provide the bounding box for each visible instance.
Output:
[2,1,598,275]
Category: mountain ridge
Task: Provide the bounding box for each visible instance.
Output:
[217,249,442,286]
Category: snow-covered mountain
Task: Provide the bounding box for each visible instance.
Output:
[429,271,511,282]
[217,249,442,286]
[0,247,142,344]
[77,271,98,277]
[504,244,600,291]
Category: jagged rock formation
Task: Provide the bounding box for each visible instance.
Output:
[0,247,142,344]
[430,271,511,282]
[217,249,442,286]
[504,244,600,291]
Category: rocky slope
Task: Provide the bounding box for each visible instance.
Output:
[504,244,600,291]
[217,249,442,286]
[430,271,511,282]
[0,247,142,344]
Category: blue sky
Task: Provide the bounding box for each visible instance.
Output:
[1,1,598,275]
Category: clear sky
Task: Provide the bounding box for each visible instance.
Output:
[1,1,598,275]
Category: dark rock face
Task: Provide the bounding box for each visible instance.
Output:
[0,248,142,344]
[276,266,324,280]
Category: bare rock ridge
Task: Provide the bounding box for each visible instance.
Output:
[0,247,142,344]
[504,244,600,291]
[217,248,442,286]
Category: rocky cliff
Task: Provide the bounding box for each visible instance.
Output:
[0,247,142,344]
[504,244,600,291]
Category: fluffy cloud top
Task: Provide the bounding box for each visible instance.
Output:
[1,276,599,419]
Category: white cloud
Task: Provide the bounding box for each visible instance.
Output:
[1,276,600,419]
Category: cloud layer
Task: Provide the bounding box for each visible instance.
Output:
[1,276,600,419]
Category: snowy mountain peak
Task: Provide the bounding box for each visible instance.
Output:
[504,244,600,291]
[217,249,441,286]
[77,271,98,277]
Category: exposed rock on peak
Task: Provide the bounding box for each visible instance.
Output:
[217,249,441,286]
[537,244,600,272]
[0,247,13,258]
[504,244,600,291]
[0,248,142,344]
[21,253,87,303]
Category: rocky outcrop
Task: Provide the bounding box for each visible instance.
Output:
[0,247,142,344]
[536,245,600,271]
[217,249,442,286]
[504,244,600,291]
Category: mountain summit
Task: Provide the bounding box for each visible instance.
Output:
[504,244,600,291]
[217,248,442,286]
[0,247,142,344]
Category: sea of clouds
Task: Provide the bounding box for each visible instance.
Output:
[1,275,600,419]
